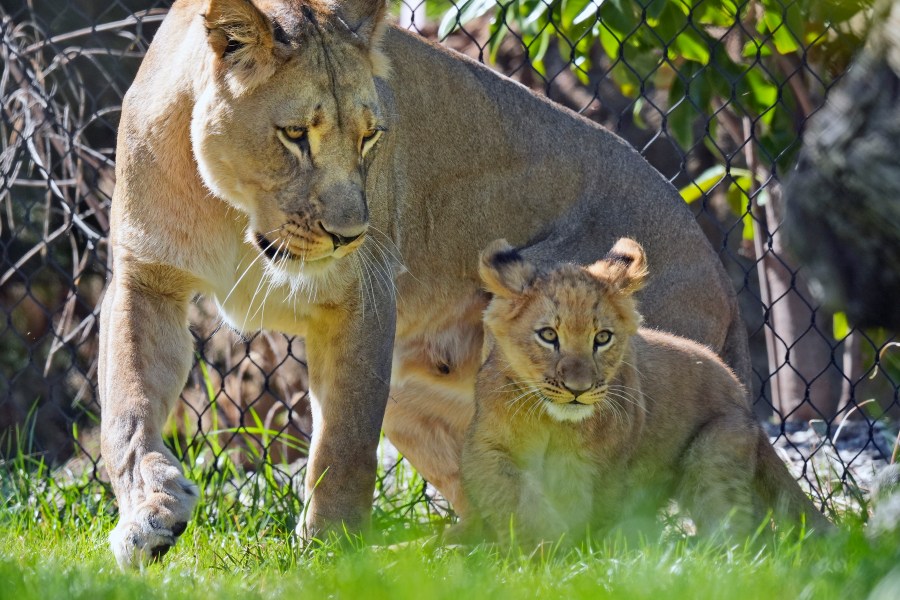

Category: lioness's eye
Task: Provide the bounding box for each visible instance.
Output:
[535,327,558,347]
[361,127,384,155]
[594,330,614,349]
[281,126,307,141]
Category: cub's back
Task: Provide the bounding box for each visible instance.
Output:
[628,328,756,465]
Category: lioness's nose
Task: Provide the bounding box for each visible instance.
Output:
[324,227,364,248]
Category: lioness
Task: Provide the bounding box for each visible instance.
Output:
[100,0,749,567]
[462,239,830,546]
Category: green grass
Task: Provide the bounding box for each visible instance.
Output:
[3,507,900,600]
[3,436,900,599]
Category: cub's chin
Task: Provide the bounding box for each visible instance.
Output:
[544,401,595,423]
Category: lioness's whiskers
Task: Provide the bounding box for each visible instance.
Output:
[359,250,379,317]
[352,255,366,320]
[243,238,287,331]
[223,235,277,308]
[362,241,399,304]
[263,244,292,322]
[358,246,383,324]
[367,224,412,281]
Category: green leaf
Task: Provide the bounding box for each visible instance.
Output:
[563,0,595,26]
[521,0,549,29]
[599,0,640,37]
[632,97,647,129]
[598,22,623,60]
[437,0,496,39]
[726,176,755,241]
[487,18,508,63]
[763,3,802,55]
[674,28,711,64]
[609,61,641,97]
[727,175,751,216]
[742,39,773,58]
[525,30,552,76]
[680,165,726,204]
[573,54,592,85]
[833,311,850,341]
[741,69,779,126]
[644,0,669,20]
[667,76,696,149]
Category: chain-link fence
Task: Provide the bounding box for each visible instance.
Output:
[2,0,898,525]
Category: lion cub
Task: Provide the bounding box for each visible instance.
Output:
[461,238,830,546]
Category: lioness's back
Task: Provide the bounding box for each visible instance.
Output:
[380,26,747,385]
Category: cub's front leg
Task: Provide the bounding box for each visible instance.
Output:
[300,297,396,540]
[99,263,199,569]
[462,426,566,546]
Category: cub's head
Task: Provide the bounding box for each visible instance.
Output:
[192,0,390,277]
[479,238,648,423]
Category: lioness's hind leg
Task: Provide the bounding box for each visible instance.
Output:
[676,418,761,537]
[100,268,198,569]
[382,381,473,518]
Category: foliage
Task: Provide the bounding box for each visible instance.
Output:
[434,0,870,169]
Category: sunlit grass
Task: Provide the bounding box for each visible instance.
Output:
[3,418,900,599]
[3,350,890,598]
[3,502,900,600]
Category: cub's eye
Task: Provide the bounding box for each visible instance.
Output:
[280,125,307,141]
[535,327,558,347]
[361,127,384,155]
[594,330,614,349]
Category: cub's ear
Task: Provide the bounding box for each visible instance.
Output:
[204,0,277,91]
[587,237,648,295]
[479,239,537,299]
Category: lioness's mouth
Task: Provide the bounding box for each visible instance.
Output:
[255,233,302,262]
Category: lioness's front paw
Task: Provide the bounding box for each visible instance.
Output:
[109,453,198,569]
[110,508,189,569]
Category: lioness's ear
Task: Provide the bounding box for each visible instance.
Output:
[587,237,648,295]
[204,0,277,91]
[479,239,537,298]
[334,0,387,44]
[333,0,390,77]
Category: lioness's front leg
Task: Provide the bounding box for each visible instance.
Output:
[301,299,396,540]
[99,264,199,569]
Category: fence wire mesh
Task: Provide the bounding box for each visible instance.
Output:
[1,0,898,528]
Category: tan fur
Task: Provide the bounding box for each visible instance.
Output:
[462,239,831,546]
[101,0,750,568]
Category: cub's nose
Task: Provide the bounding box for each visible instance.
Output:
[562,383,592,400]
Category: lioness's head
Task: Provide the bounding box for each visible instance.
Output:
[479,238,648,423]
[192,0,390,276]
